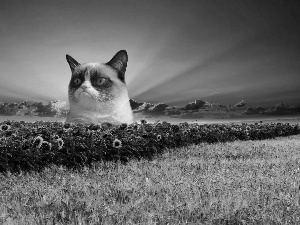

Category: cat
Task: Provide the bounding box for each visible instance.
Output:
[65,50,134,125]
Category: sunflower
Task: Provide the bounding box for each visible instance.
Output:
[0,124,11,131]
[141,119,147,124]
[156,135,162,141]
[63,128,73,133]
[52,134,60,142]
[120,123,128,130]
[126,128,134,134]
[33,136,44,148]
[57,138,64,150]
[113,139,122,148]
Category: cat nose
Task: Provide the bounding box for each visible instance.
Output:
[81,84,88,90]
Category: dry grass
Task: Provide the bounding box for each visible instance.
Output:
[1,135,300,224]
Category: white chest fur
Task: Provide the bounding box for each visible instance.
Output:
[66,89,134,125]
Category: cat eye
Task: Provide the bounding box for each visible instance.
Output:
[96,78,107,85]
[74,78,81,85]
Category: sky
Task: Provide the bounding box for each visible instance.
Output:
[0,0,299,107]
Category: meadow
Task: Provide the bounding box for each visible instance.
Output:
[1,116,300,224]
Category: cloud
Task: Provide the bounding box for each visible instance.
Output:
[264,103,300,115]
[129,99,300,120]
[1,98,299,121]
[182,100,207,110]
[243,103,300,115]
[234,100,247,107]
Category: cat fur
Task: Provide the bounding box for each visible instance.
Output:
[66,50,134,125]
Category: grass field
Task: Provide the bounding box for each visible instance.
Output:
[1,134,300,224]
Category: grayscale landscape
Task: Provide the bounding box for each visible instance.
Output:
[1,0,299,224]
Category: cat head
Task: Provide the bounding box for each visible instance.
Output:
[66,50,129,109]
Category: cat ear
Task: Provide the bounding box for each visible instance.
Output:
[106,50,128,75]
[66,54,80,72]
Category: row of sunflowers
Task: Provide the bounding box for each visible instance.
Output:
[0,119,299,173]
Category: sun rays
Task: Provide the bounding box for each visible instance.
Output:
[0,0,299,107]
